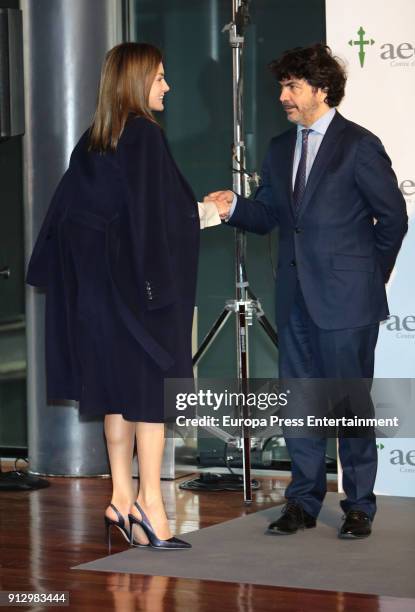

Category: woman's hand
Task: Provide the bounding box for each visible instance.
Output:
[203,190,234,220]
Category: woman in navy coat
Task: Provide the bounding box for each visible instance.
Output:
[27,43,199,550]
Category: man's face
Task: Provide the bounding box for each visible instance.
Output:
[279,77,328,127]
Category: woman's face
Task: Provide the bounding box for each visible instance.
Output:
[148,63,170,111]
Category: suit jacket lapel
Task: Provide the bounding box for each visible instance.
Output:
[297,111,346,219]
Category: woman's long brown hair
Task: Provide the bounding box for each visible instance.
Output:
[88,42,162,152]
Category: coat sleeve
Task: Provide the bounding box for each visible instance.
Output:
[226,144,280,235]
[26,173,69,287]
[117,118,177,310]
[355,135,408,283]
[26,132,89,288]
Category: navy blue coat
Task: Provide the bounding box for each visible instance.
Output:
[228,112,408,330]
[27,116,200,421]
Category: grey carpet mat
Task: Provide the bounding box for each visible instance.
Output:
[73,493,415,598]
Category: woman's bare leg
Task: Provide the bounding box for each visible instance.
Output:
[131,422,172,540]
[104,414,149,544]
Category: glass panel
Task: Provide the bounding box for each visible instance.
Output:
[131,1,327,470]
[0,135,27,452]
[132,0,325,381]
[0,0,28,453]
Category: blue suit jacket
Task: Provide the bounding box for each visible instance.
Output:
[228,111,408,330]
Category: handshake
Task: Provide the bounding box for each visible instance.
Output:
[203,190,235,220]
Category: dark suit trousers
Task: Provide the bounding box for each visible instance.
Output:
[279,282,379,519]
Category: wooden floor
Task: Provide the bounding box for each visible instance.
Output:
[0,465,413,611]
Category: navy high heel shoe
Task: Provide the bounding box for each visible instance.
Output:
[104,503,149,553]
[128,501,192,550]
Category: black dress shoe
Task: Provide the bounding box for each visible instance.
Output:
[338,510,372,539]
[266,501,317,535]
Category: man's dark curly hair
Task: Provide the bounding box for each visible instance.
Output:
[269,44,347,108]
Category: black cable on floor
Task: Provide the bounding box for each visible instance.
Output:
[179,472,261,492]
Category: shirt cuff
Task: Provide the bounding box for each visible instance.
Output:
[224,193,238,222]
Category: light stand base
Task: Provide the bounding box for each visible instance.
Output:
[179,471,260,494]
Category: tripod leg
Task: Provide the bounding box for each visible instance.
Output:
[256,313,279,347]
[192,308,232,367]
[247,288,279,347]
[242,425,252,503]
[237,303,252,503]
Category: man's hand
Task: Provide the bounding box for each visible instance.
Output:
[203,190,234,220]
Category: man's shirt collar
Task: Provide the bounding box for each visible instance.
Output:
[297,107,336,136]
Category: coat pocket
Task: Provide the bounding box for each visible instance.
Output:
[331,254,374,272]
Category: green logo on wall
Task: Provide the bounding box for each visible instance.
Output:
[349,27,375,67]
[377,443,384,450]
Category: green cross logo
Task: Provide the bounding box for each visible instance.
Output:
[349,27,375,67]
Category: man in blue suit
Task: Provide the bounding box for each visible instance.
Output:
[207,44,408,538]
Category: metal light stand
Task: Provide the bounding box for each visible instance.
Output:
[193,0,278,503]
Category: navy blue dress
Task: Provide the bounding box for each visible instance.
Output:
[27,116,200,422]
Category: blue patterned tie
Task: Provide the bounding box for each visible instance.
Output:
[293,128,311,215]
